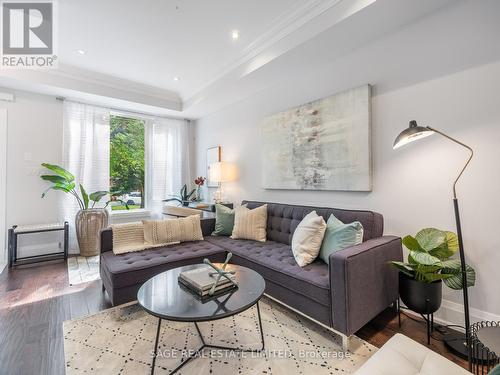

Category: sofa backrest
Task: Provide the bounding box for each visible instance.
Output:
[242,200,384,245]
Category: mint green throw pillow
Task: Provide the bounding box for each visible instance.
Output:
[212,204,238,236]
[319,214,364,264]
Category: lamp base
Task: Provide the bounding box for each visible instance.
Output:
[443,331,488,365]
[444,331,469,359]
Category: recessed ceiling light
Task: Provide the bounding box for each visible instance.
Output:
[173,77,180,81]
[231,30,240,40]
[76,49,86,55]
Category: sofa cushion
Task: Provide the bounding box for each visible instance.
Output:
[101,241,226,289]
[205,236,330,306]
[242,200,384,245]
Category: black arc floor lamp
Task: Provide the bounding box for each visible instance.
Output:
[393,120,474,369]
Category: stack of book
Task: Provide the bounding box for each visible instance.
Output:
[178,266,236,297]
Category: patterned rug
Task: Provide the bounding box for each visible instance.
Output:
[63,297,376,374]
[67,256,100,286]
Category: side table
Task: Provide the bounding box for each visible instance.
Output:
[469,321,500,374]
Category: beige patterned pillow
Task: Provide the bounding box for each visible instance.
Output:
[143,215,203,246]
[111,222,148,255]
[231,204,267,242]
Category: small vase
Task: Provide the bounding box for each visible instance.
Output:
[195,186,203,201]
[75,208,109,257]
[399,272,442,314]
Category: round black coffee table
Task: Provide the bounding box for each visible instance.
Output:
[137,263,266,375]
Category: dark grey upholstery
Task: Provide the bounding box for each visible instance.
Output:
[242,200,383,244]
[205,236,330,306]
[99,200,402,336]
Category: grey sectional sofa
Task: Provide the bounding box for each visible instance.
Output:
[100,200,402,347]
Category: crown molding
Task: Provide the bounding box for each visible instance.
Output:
[185,0,350,100]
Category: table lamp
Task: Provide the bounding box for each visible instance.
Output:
[209,161,237,203]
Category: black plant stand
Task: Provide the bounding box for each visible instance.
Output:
[397,298,435,345]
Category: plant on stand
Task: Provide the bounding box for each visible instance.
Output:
[390,228,476,315]
[40,163,128,257]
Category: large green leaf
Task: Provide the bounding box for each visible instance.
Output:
[79,184,89,209]
[429,231,459,260]
[415,228,447,252]
[389,261,415,277]
[409,250,441,266]
[442,263,476,290]
[41,182,75,198]
[41,163,74,182]
[89,191,108,203]
[40,175,67,184]
[402,235,425,252]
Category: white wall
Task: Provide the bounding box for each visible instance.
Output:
[194,60,500,324]
[0,91,65,260]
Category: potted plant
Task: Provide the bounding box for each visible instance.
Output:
[40,163,128,257]
[390,228,476,314]
[163,184,196,206]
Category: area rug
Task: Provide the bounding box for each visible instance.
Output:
[67,256,100,286]
[63,297,376,374]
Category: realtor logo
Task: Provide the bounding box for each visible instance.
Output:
[1,0,57,68]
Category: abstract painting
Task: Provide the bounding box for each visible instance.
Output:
[262,85,372,191]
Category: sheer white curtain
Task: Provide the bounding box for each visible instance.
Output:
[145,117,191,218]
[60,101,110,251]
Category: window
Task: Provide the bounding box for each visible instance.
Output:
[109,115,145,211]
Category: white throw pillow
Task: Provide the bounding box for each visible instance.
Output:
[291,211,327,267]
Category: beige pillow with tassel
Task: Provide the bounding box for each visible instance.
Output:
[230,204,267,242]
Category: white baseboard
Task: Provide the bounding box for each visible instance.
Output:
[402,298,500,330]
[0,261,6,275]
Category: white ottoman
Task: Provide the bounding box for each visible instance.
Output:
[355,333,471,374]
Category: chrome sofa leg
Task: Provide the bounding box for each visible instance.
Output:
[341,334,352,352]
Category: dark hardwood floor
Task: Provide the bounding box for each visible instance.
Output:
[0,259,468,374]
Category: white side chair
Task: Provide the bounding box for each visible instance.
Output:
[355,333,471,375]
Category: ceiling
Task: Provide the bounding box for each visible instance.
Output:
[2,0,493,118]
[58,0,304,99]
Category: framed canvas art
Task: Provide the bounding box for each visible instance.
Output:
[262,85,372,191]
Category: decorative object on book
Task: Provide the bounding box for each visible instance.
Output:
[393,121,476,368]
[207,146,221,188]
[203,252,237,295]
[40,163,128,256]
[262,85,372,191]
[8,222,69,267]
[163,184,196,206]
[209,161,237,202]
[194,176,206,201]
[469,321,500,374]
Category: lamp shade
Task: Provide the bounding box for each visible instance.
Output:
[209,161,237,183]
[393,120,434,149]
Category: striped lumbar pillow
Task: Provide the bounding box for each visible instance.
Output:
[230,204,267,242]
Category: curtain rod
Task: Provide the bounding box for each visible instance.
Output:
[55,97,190,122]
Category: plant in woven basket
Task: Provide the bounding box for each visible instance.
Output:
[390,228,476,290]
